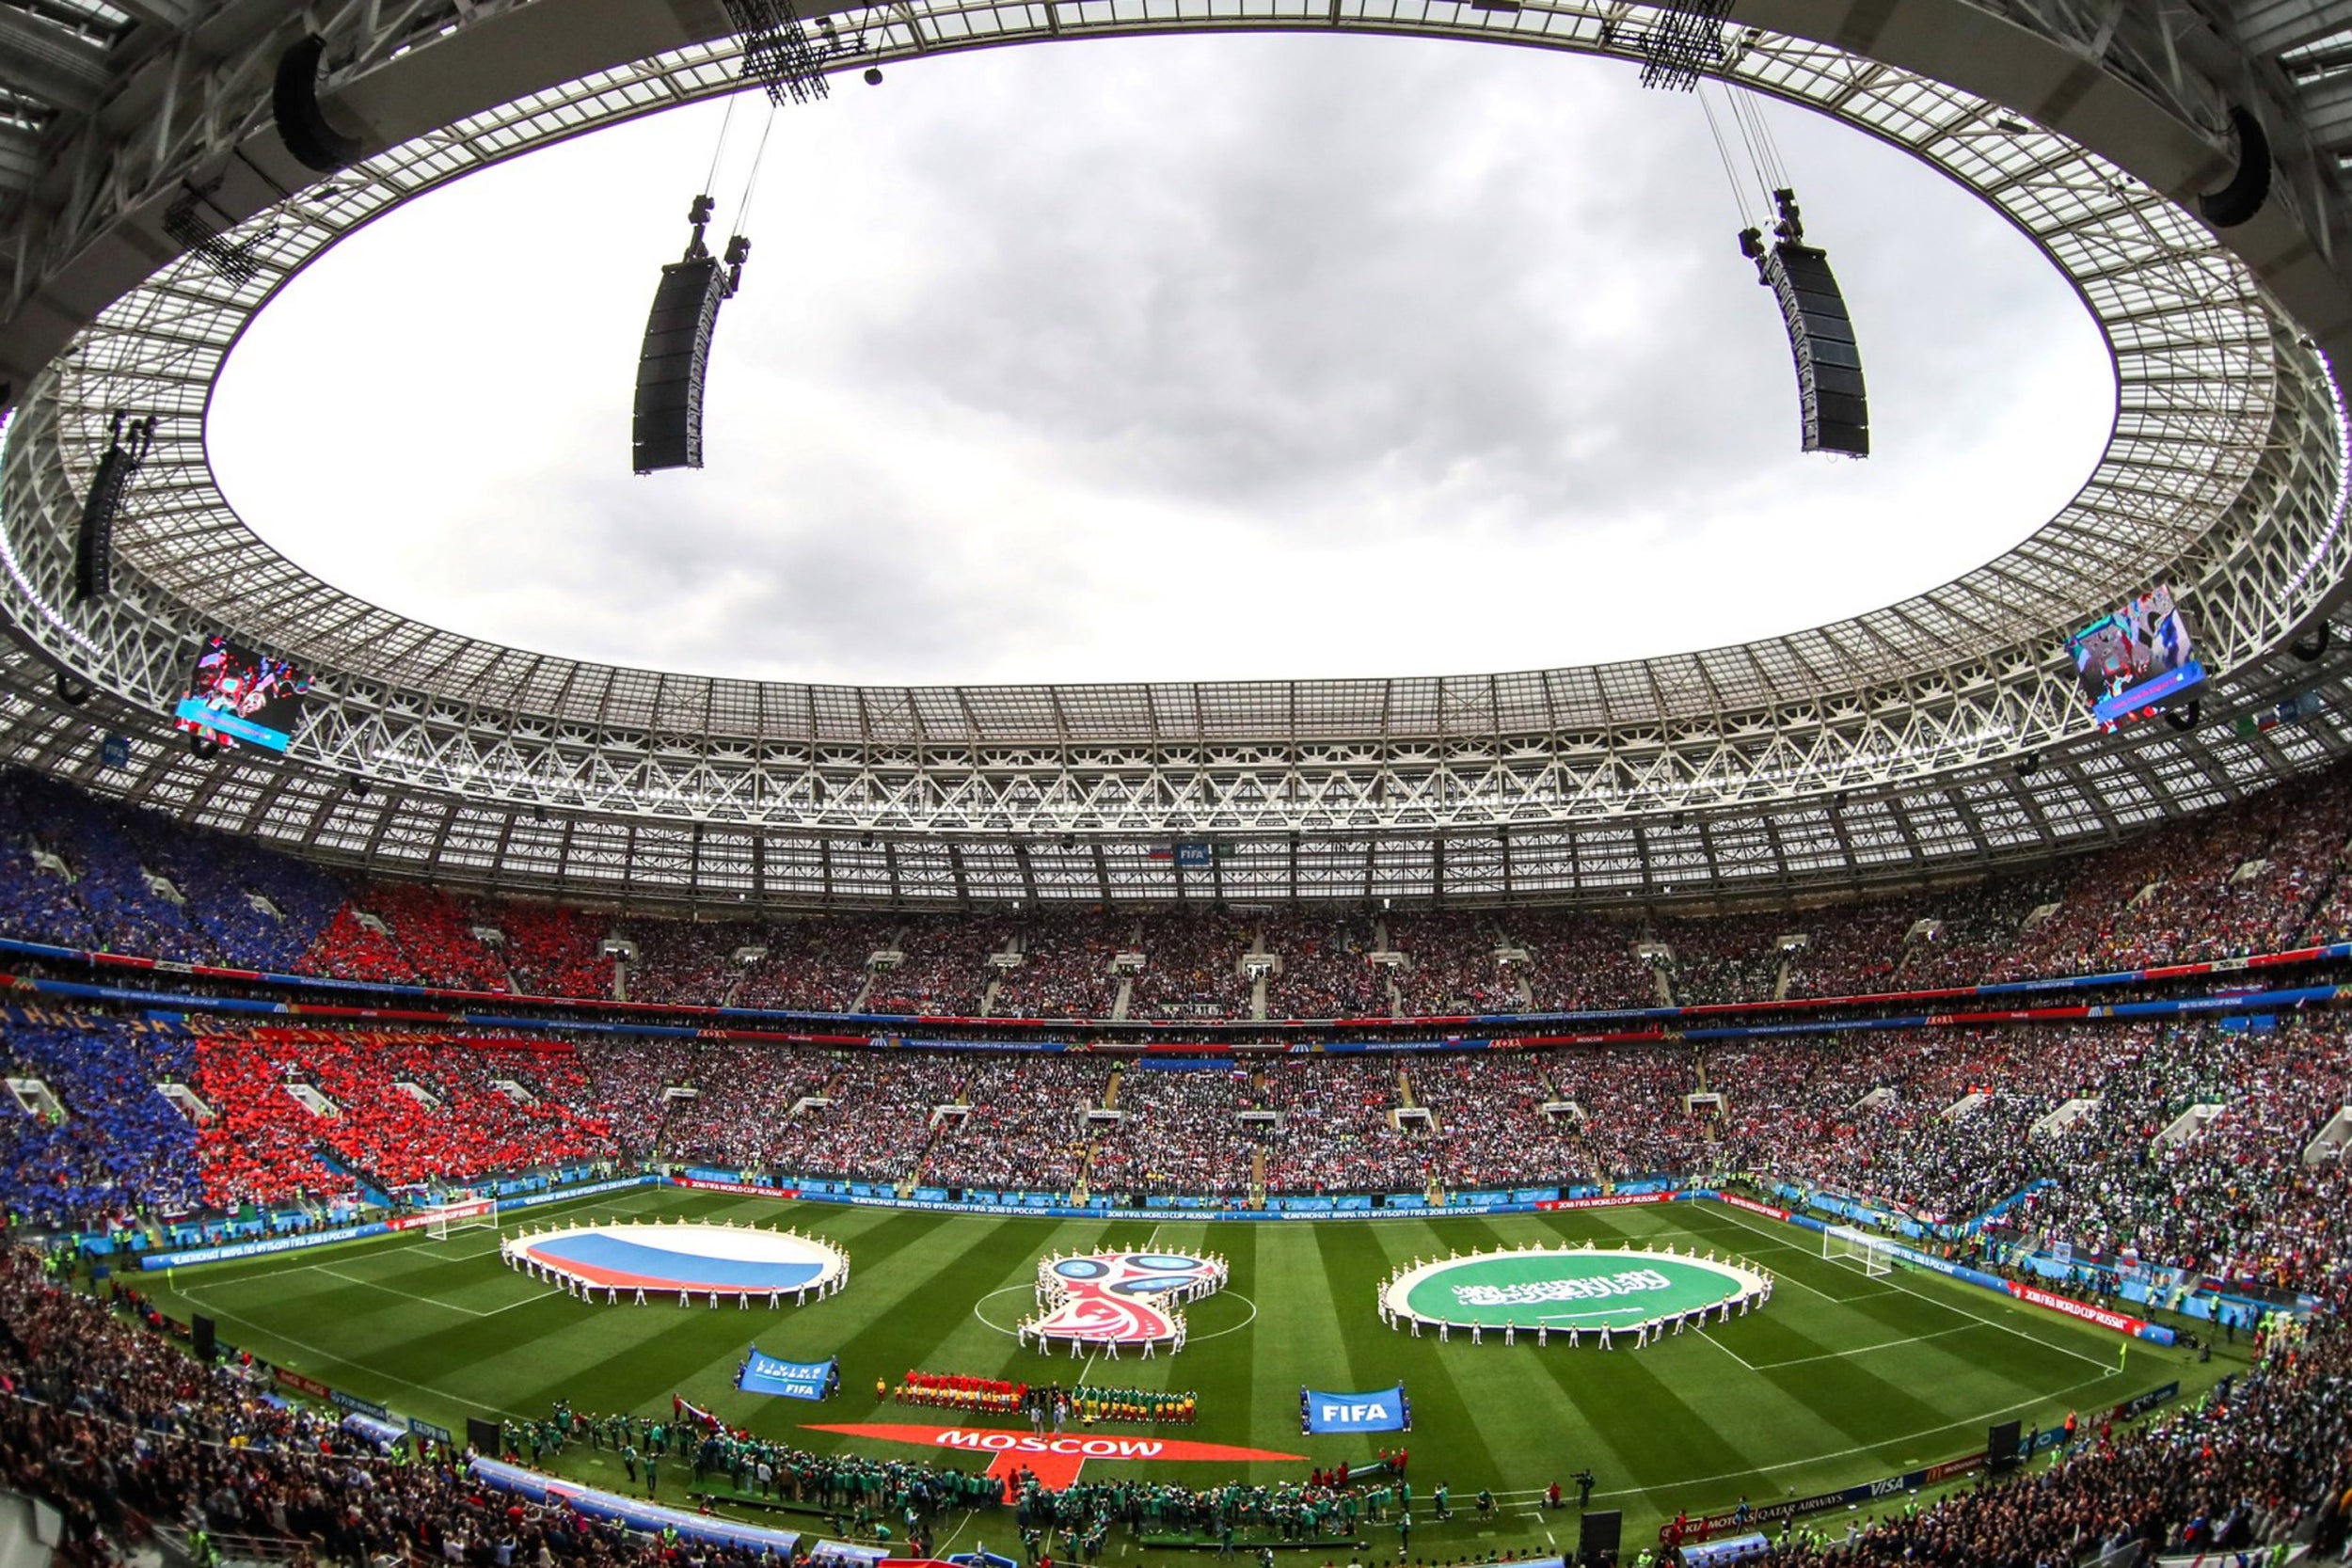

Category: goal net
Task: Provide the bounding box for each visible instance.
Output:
[1823,1224,1895,1276]
[422,1193,498,1241]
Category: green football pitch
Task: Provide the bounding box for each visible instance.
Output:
[136,1186,2245,1560]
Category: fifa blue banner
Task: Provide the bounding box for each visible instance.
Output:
[737,1349,836,1401]
[1304,1385,1406,1433]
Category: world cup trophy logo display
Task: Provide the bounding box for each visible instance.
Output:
[1018,1250,1227,1356]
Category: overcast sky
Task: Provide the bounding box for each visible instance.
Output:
[208,33,2113,688]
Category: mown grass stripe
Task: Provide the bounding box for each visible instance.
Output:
[134,1195,2249,1558]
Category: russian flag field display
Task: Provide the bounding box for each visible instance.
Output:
[502,1217,850,1303]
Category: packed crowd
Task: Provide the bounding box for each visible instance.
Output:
[1710,1017,2352,1300]
[1260,911,1391,1020]
[0,1015,201,1228]
[1412,1056,1585,1191]
[0,1251,836,1568]
[193,1029,621,1206]
[1655,915,1786,1007]
[1773,1322,2352,1565]
[730,918,899,1014]
[988,908,1121,1019]
[1388,911,1524,1016]
[1253,1058,1432,1196]
[918,1058,1106,1193]
[8,997,2350,1301]
[8,759,2352,1022]
[1126,911,1256,1019]
[1085,1064,1256,1200]
[638,1043,839,1173]
[739,1053,967,1184]
[862,917,1015,1017]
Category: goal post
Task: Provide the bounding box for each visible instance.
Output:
[421,1192,499,1241]
[1822,1224,1895,1276]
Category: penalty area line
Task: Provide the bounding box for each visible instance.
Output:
[1698,1204,2119,1374]
[1740,1322,1982,1370]
[310,1264,513,1319]
[1586,1363,2126,1506]
[168,1291,533,1420]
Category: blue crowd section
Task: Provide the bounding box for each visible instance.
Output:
[0,768,344,967]
[0,1015,201,1224]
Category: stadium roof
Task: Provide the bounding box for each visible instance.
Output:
[0,0,2350,908]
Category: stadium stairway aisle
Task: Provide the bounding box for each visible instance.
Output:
[310,1147,389,1209]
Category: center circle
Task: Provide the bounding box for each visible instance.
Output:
[973,1284,1261,1342]
[1387,1246,1765,1332]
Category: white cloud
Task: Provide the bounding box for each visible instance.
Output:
[207,32,2113,687]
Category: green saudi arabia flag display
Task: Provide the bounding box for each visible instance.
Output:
[1396,1248,1757,1331]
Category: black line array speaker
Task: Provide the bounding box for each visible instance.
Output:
[1578,1508,1622,1564]
[468,1417,503,1455]
[75,444,131,601]
[1987,1418,2023,1474]
[2200,105,2272,230]
[632,256,730,473]
[1761,241,1868,457]
[273,36,363,174]
[191,1313,216,1363]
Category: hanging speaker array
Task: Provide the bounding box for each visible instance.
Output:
[1741,189,1869,459]
[632,198,749,474]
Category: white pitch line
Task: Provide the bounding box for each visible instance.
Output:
[311,1264,509,1318]
[1075,1223,1162,1391]
[1699,1204,2120,1374]
[1584,1366,2127,1505]
[170,1292,532,1420]
[1692,1325,1760,1372]
[1739,1323,1983,1370]
[310,1262,547,1319]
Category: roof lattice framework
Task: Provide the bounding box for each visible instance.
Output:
[0,0,2347,908]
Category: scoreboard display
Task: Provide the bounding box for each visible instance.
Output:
[172,634,311,752]
[2066,585,2202,726]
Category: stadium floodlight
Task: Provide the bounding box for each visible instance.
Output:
[723,0,841,105]
[162,179,274,286]
[1623,0,1733,92]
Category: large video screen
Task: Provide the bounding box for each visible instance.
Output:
[2066,585,2203,726]
[172,635,311,752]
